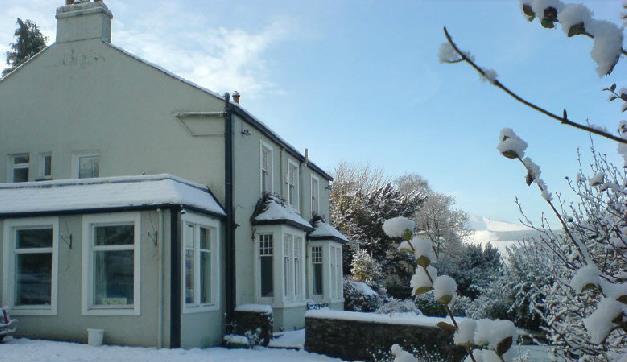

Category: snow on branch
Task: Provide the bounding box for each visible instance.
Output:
[441,27,627,145]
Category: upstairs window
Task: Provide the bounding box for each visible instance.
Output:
[40,153,52,180]
[260,143,273,194]
[312,246,323,296]
[77,154,100,179]
[258,234,273,298]
[287,160,299,209]
[311,175,320,215]
[9,154,29,182]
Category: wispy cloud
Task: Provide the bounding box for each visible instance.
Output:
[0,1,288,97]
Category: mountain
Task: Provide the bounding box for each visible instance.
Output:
[466,215,542,255]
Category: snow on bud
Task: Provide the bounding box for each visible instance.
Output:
[383,216,416,239]
[570,264,600,293]
[522,157,541,186]
[474,319,517,351]
[410,265,437,295]
[497,128,527,160]
[531,0,564,27]
[557,4,592,37]
[390,344,418,362]
[588,20,623,76]
[398,240,414,253]
[589,173,605,187]
[433,275,457,305]
[583,298,624,344]
[480,69,498,84]
[438,43,460,64]
[453,319,477,346]
[412,237,436,267]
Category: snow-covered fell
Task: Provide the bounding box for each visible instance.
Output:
[466,215,540,255]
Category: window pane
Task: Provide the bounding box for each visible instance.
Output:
[94,249,134,305]
[313,263,323,295]
[185,224,194,249]
[260,256,273,297]
[95,225,133,246]
[16,253,52,306]
[185,249,194,304]
[43,155,52,177]
[13,168,28,183]
[200,228,210,250]
[79,156,99,179]
[13,155,29,164]
[200,251,211,304]
[16,229,52,249]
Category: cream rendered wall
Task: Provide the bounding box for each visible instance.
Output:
[0,210,173,347]
[0,39,226,201]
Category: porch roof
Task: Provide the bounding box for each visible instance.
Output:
[0,174,225,218]
[308,219,349,243]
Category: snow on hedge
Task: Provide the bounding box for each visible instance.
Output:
[349,280,378,296]
[583,298,625,344]
[305,310,451,328]
[383,216,416,238]
[0,174,225,216]
[570,264,600,292]
[235,304,273,314]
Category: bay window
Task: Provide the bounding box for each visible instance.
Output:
[183,214,219,312]
[312,246,323,296]
[283,234,292,297]
[308,242,343,302]
[2,217,58,315]
[82,213,140,315]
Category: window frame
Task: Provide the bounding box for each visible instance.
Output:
[259,141,274,195]
[311,246,324,297]
[81,212,141,316]
[286,159,300,209]
[256,232,275,304]
[2,217,59,316]
[311,175,320,216]
[7,153,30,183]
[72,152,100,179]
[39,152,52,180]
[182,213,220,314]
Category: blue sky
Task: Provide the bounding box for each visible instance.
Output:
[1,0,625,224]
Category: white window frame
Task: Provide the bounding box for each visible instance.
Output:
[255,232,275,304]
[294,236,303,300]
[7,153,30,183]
[311,245,324,297]
[39,152,52,180]
[182,213,220,314]
[260,141,274,195]
[72,152,100,179]
[286,159,300,209]
[81,212,141,316]
[311,175,320,216]
[2,217,59,316]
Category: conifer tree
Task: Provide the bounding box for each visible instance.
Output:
[3,18,47,77]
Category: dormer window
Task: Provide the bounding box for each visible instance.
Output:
[8,154,29,183]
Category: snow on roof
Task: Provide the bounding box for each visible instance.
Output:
[0,174,225,217]
[235,304,273,314]
[305,310,453,328]
[309,219,348,242]
[253,197,312,230]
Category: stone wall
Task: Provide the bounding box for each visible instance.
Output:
[305,314,466,361]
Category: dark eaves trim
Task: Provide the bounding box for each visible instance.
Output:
[252,219,314,233]
[307,235,349,244]
[0,204,226,220]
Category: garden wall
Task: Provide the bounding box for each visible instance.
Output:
[304,310,466,361]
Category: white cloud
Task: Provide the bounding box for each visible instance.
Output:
[0,1,287,97]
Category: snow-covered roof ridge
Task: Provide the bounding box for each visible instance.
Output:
[308,219,349,243]
[0,174,225,217]
[253,194,312,231]
[103,42,332,181]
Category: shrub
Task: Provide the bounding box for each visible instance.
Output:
[343,277,383,312]
[376,298,421,315]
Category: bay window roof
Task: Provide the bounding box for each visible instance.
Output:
[308,219,349,243]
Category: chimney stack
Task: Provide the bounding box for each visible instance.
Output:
[56,0,113,44]
[232,91,240,104]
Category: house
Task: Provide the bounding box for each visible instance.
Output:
[0,0,347,348]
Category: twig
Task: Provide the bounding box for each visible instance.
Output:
[443,27,627,145]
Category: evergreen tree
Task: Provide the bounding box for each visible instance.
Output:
[3,18,47,77]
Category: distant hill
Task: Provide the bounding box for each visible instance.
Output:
[466,215,546,256]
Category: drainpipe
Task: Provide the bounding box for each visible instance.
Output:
[224,94,236,325]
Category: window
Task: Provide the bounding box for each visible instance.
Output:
[336,246,343,299]
[82,213,140,315]
[260,143,273,194]
[2,217,58,315]
[311,175,320,215]
[294,237,303,298]
[8,154,29,182]
[283,234,292,298]
[287,160,299,209]
[183,216,219,312]
[40,153,52,179]
[330,247,337,299]
[312,246,323,296]
[75,153,99,179]
[259,234,273,298]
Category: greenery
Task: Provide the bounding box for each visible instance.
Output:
[3,18,47,77]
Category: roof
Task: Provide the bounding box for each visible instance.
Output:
[253,196,312,232]
[0,174,226,218]
[308,219,349,243]
[104,42,333,181]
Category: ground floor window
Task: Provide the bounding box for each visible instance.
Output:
[258,234,274,298]
[183,214,219,312]
[308,243,343,301]
[82,213,140,315]
[3,217,58,315]
[312,246,323,296]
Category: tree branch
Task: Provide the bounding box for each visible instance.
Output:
[443,27,627,145]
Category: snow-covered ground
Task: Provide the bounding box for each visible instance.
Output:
[269,329,305,349]
[1,338,342,362]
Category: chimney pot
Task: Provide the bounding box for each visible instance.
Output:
[56,0,113,44]
[232,91,240,104]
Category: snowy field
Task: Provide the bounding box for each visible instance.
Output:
[1,338,342,362]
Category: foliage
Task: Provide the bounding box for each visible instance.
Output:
[350,249,383,286]
[3,18,47,77]
[375,298,422,315]
[343,277,383,312]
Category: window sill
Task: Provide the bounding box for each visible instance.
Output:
[9,307,57,316]
[82,306,140,316]
[183,304,219,314]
